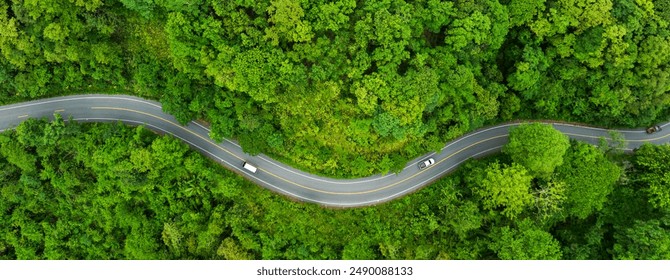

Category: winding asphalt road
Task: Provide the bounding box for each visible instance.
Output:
[0,94,668,207]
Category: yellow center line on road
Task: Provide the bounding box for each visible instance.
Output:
[259,134,509,195]
[89,107,340,194]
[343,134,509,194]
[89,106,510,195]
[17,115,28,118]
[257,130,670,195]
[86,106,670,196]
[55,109,65,113]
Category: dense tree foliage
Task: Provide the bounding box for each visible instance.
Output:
[0,119,667,260]
[633,144,670,211]
[612,218,670,260]
[488,219,563,260]
[0,0,668,261]
[1,0,668,177]
[503,0,670,126]
[473,162,533,219]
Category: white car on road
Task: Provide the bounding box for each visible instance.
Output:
[418,158,435,170]
[243,161,258,173]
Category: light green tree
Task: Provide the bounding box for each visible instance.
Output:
[474,162,534,219]
[504,123,570,178]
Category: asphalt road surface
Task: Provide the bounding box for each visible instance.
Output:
[0,94,667,207]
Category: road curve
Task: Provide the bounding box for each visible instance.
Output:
[0,94,667,207]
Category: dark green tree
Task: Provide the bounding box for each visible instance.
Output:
[557,142,621,219]
[488,219,563,260]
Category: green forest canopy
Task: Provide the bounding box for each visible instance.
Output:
[0,0,669,177]
[1,119,669,260]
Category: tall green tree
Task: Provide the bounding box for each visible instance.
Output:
[504,123,570,179]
